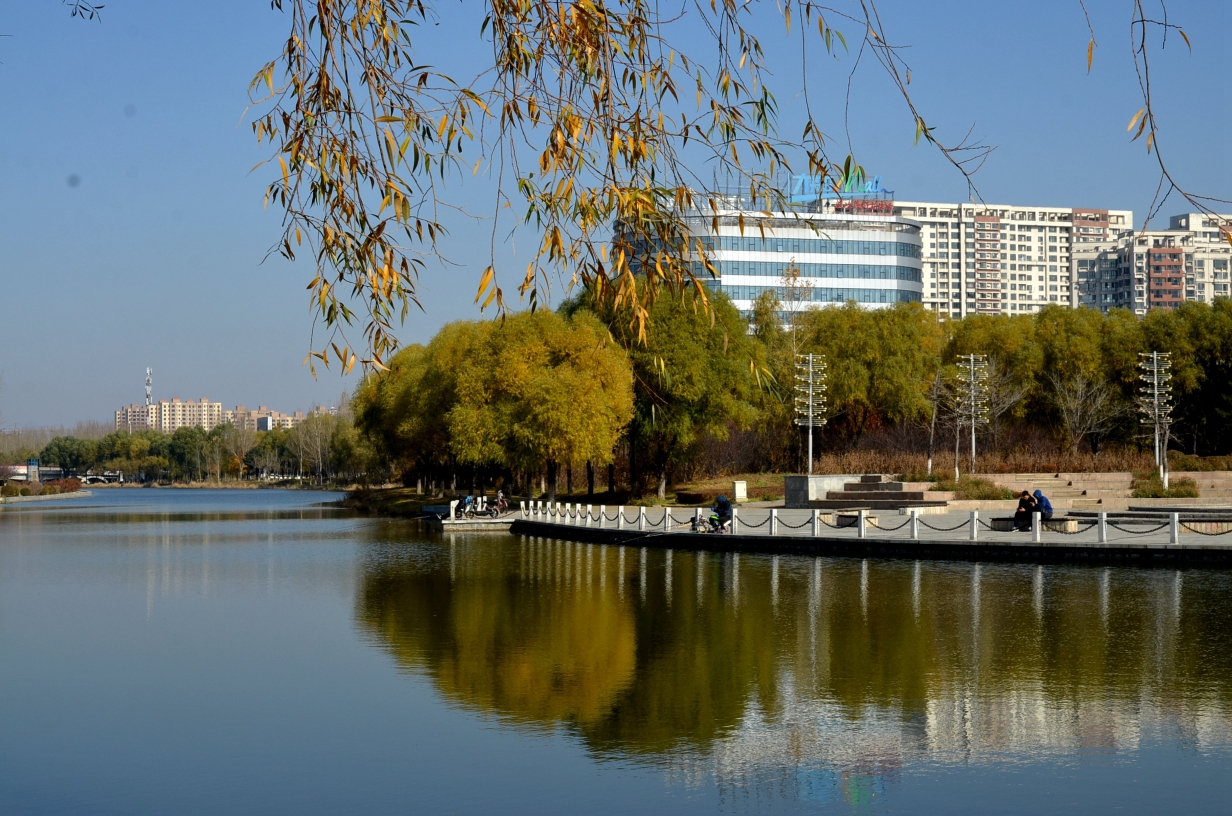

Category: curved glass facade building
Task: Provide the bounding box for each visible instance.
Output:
[693,211,924,314]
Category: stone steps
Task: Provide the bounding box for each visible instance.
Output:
[827,490,956,502]
[842,481,937,493]
[808,499,951,511]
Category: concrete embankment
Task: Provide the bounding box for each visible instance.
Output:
[0,490,93,506]
[510,511,1232,566]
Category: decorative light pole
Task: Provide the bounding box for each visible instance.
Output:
[954,354,989,478]
[794,354,827,475]
[1137,351,1173,488]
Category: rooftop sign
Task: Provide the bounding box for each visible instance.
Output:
[791,174,892,203]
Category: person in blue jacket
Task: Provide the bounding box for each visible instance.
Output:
[1033,489,1054,521]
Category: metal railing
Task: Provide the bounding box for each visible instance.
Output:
[517,502,1208,546]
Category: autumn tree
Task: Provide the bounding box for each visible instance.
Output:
[581,290,763,499]
[797,302,943,442]
[448,310,633,502]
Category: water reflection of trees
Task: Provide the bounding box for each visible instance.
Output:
[356,535,1232,764]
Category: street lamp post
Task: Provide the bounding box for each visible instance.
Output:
[1138,351,1173,489]
[794,354,827,475]
[955,354,989,478]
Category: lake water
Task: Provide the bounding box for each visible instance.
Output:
[3,489,1232,814]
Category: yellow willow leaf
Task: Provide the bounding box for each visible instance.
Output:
[1126,107,1146,133]
[1087,39,1095,73]
[1146,131,1154,154]
[278,156,289,184]
[481,285,499,309]
[475,266,495,303]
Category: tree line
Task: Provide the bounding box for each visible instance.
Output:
[19,412,370,485]
[355,289,1232,500]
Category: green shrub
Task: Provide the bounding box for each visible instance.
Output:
[0,483,19,497]
[19,487,32,497]
[934,476,1015,501]
[1132,475,1199,499]
[42,486,59,495]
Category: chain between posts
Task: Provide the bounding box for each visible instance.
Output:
[1048,522,1099,536]
[1107,521,1171,534]
[1179,523,1232,537]
[876,517,912,532]
[918,518,971,533]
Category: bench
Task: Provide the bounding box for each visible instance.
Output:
[990,516,1080,533]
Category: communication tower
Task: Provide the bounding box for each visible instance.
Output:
[145,368,153,407]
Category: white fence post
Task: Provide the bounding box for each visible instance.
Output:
[1097,512,1107,544]
[599,505,606,528]
[857,509,867,539]
[1170,513,1181,545]
[812,509,820,537]
[586,505,593,527]
[731,507,739,535]
[520,500,527,517]
[771,509,778,536]
[617,507,625,530]
[970,510,979,541]
[1033,512,1042,543]
[449,499,459,520]
[639,506,646,531]
[910,508,919,539]
[664,507,673,532]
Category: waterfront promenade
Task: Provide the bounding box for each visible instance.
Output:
[513,503,1232,564]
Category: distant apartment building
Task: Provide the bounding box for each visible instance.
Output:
[884,200,1134,318]
[115,398,224,433]
[116,400,334,433]
[1074,213,1232,314]
[224,405,337,431]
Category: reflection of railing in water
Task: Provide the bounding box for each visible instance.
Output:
[518,500,1232,547]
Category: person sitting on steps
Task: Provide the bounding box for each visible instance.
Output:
[1033,489,1054,522]
[1012,490,1037,532]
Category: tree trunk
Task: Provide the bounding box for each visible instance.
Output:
[607,463,615,495]
[566,462,572,496]
[546,460,558,503]
[926,372,940,476]
[954,416,961,482]
[586,460,595,498]
[629,441,639,497]
[657,469,667,501]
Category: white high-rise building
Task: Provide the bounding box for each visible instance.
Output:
[115,398,225,433]
[1074,213,1232,314]
[883,200,1134,318]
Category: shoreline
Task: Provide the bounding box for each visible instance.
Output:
[0,490,93,505]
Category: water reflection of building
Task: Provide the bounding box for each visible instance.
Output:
[356,536,1232,805]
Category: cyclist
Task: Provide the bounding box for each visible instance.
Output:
[713,495,733,533]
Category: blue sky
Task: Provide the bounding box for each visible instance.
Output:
[1,0,1228,427]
